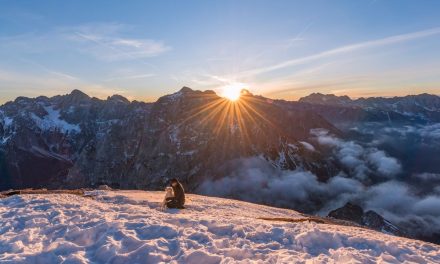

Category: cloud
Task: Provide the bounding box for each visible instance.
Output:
[311,128,401,180]
[364,181,414,214]
[419,123,440,139]
[367,150,401,177]
[198,128,440,238]
[198,157,362,213]
[64,23,170,61]
[363,181,440,237]
[413,196,440,216]
[19,59,78,80]
[310,130,439,238]
[198,155,440,238]
[413,172,440,181]
[0,22,170,63]
[0,22,168,103]
[351,123,440,179]
[104,73,155,82]
[380,124,440,140]
[240,27,440,77]
[72,32,169,61]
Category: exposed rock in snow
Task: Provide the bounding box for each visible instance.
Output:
[328,202,364,224]
[0,191,439,263]
[328,202,405,236]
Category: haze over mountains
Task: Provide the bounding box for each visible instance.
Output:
[1,87,440,243]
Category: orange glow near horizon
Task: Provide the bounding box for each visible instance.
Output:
[1,84,439,106]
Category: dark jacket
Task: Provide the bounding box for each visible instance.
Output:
[171,181,185,207]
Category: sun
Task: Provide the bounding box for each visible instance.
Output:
[220,83,246,101]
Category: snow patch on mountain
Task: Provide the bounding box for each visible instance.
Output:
[2,116,13,128]
[0,191,439,263]
[30,106,81,134]
[0,110,13,128]
[0,110,15,145]
[164,90,184,102]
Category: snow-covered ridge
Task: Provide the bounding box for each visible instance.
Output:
[1,191,439,263]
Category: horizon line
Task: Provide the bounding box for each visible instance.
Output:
[1,87,439,106]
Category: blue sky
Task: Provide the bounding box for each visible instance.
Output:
[0,0,439,103]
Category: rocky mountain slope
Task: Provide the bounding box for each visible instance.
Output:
[0,88,339,190]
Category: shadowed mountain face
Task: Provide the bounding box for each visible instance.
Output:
[297,92,440,123]
[0,87,339,190]
[0,89,151,189]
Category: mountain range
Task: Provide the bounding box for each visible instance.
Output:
[0,88,343,190]
[1,87,440,243]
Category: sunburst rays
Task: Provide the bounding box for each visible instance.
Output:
[176,91,281,150]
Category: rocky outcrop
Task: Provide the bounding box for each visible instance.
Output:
[328,202,404,236]
[328,202,364,224]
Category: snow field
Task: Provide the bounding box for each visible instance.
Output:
[0,191,439,263]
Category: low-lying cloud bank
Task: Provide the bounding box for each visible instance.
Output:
[311,128,402,181]
[198,129,440,239]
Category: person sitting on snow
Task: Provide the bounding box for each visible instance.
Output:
[166,178,185,209]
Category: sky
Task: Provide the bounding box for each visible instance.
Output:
[0,0,440,104]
